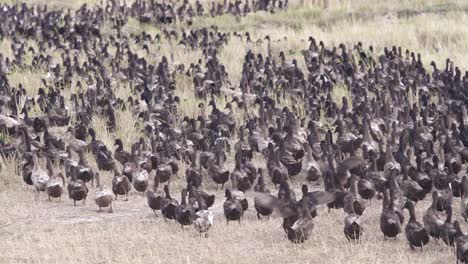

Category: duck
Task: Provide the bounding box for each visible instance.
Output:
[403,200,430,251]
[380,188,403,240]
[146,175,164,216]
[199,141,215,169]
[436,181,453,212]
[440,205,457,246]
[383,139,401,176]
[95,145,116,172]
[461,176,468,222]
[363,153,386,194]
[448,162,463,198]
[45,159,65,201]
[19,129,33,187]
[122,143,138,182]
[132,152,149,193]
[279,133,303,177]
[187,183,215,211]
[223,188,243,224]
[63,146,78,178]
[231,189,248,212]
[357,173,376,202]
[114,138,131,166]
[76,150,94,186]
[300,185,318,218]
[255,182,335,239]
[157,159,174,187]
[336,120,359,156]
[112,165,131,201]
[254,169,272,220]
[185,151,203,188]
[234,126,253,160]
[208,140,230,189]
[285,196,314,243]
[399,160,426,202]
[303,142,322,183]
[423,191,445,239]
[94,172,113,213]
[66,126,88,152]
[266,143,288,188]
[231,153,251,192]
[31,153,50,197]
[175,188,196,228]
[88,128,109,155]
[344,200,363,242]
[455,221,468,263]
[193,193,214,238]
[409,155,432,195]
[161,185,179,221]
[343,174,366,216]
[68,166,89,206]
[323,152,347,212]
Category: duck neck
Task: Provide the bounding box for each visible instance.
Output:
[90,130,96,141]
[131,144,137,164]
[116,142,123,152]
[164,187,171,199]
[407,203,416,221]
[216,147,225,166]
[78,151,86,166]
[446,206,453,223]
[370,156,377,171]
[181,189,187,205]
[46,158,54,176]
[382,188,389,208]
[385,142,394,163]
[431,193,438,210]
[225,189,233,200]
[22,128,32,152]
[95,173,101,187]
[463,179,468,198]
[32,154,40,171]
[153,175,160,190]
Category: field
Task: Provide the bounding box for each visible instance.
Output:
[0,0,467,263]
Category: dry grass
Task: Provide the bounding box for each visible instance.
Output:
[0,176,462,264]
[1,0,467,263]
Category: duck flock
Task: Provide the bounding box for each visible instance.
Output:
[0,0,467,261]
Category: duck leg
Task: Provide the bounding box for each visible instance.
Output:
[73,200,76,206]
[109,203,113,213]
